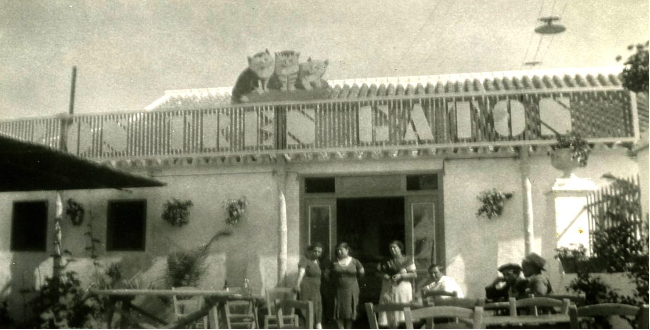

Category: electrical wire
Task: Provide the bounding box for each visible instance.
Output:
[521,0,547,69]
[396,0,444,74]
[539,0,570,65]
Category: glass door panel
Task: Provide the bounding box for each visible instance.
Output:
[405,195,440,273]
[305,198,336,262]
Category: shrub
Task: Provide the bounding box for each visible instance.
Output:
[32,272,104,329]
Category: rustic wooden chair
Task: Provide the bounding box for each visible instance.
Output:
[365,302,423,329]
[276,299,313,329]
[224,297,258,329]
[429,297,486,309]
[171,287,208,329]
[421,289,458,306]
[263,288,299,329]
[569,303,649,329]
[509,297,571,316]
[531,293,587,307]
[403,305,485,329]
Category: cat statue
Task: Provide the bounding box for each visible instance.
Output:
[298,58,329,90]
[272,50,300,91]
[231,49,275,104]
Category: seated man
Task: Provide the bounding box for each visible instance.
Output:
[485,263,528,302]
[421,264,464,298]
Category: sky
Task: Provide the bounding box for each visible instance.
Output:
[0,0,648,120]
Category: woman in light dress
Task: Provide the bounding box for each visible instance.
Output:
[377,240,417,327]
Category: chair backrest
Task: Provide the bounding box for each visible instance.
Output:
[224,298,256,329]
[365,302,423,329]
[544,294,586,307]
[171,286,203,317]
[404,305,484,329]
[266,287,298,316]
[510,297,570,316]
[430,297,485,309]
[276,299,313,329]
[569,303,649,329]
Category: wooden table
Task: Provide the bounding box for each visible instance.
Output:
[483,314,571,328]
[90,289,263,329]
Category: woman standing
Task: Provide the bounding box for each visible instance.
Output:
[293,243,324,329]
[327,242,365,329]
[377,240,417,327]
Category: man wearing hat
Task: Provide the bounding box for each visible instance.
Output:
[522,252,553,296]
[485,263,528,302]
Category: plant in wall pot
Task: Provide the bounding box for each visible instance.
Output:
[162,198,193,227]
[550,131,590,178]
[476,189,514,220]
[65,198,85,226]
[224,196,248,226]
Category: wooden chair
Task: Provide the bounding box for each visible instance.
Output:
[276,299,313,329]
[404,305,484,329]
[263,288,299,329]
[421,289,458,306]
[171,287,208,329]
[510,297,570,316]
[224,298,258,329]
[544,294,586,307]
[429,297,485,309]
[365,302,423,329]
[569,303,649,329]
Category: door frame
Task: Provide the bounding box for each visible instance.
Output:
[299,172,445,267]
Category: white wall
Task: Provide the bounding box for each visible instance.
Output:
[443,148,641,298]
[0,148,641,322]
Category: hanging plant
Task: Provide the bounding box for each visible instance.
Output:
[551,131,591,167]
[476,189,514,220]
[65,198,85,226]
[162,198,193,227]
[224,196,248,226]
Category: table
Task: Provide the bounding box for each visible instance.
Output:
[90,289,263,329]
[483,314,571,328]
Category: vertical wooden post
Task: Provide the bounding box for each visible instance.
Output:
[520,147,534,255]
[59,66,77,151]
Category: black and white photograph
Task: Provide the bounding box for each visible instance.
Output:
[0,0,648,328]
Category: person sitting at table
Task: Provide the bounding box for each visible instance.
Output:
[522,252,553,296]
[485,263,527,302]
[421,263,464,299]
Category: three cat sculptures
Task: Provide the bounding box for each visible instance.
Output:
[232,49,329,104]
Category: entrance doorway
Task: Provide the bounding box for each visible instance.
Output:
[337,197,405,306]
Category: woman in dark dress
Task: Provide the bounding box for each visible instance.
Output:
[327,242,365,329]
[293,243,324,329]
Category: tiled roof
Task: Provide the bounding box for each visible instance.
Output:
[146,66,626,110]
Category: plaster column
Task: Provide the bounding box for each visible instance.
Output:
[275,160,288,286]
[550,174,597,291]
[520,148,534,255]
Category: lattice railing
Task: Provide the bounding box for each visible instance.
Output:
[0,89,638,160]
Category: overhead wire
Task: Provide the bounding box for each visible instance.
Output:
[521,0,547,69]
[395,0,444,75]
[539,0,570,65]
[414,0,455,73]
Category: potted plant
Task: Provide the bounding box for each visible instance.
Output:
[162,198,193,227]
[476,189,513,220]
[555,245,588,273]
[224,196,248,226]
[65,198,85,226]
[550,131,590,177]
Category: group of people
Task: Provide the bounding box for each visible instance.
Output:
[292,241,551,329]
[485,252,553,302]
